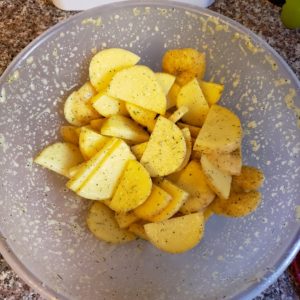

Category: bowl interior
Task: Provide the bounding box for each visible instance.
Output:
[0,2,299,300]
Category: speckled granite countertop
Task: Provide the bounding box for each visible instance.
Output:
[0,0,299,299]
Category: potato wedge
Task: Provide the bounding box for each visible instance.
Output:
[87,202,136,243]
[169,160,215,213]
[101,115,149,144]
[149,179,189,222]
[210,191,261,217]
[64,82,99,126]
[176,128,192,172]
[155,72,176,96]
[34,142,84,177]
[60,125,80,145]
[110,160,152,213]
[162,48,206,80]
[194,105,242,153]
[203,207,214,221]
[128,223,148,240]
[134,184,172,220]
[201,154,232,199]
[177,78,209,127]
[144,212,204,254]
[167,82,181,109]
[126,103,156,132]
[89,48,140,91]
[68,162,86,178]
[115,212,139,229]
[131,142,148,161]
[107,65,166,114]
[198,80,224,106]
[67,138,136,200]
[89,118,106,131]
[91,93,128,117]
[177,122,201,138]
[79,127,110,160]
[232,166,264,192]
[141,116,186,177]
[205,148,242,176]
[168,106,189,123]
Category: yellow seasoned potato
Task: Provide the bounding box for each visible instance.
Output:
[60,125,80,145]
[194,105,242,153]
[144,212,204,254]
[79,127,110,160]
[177,122,201,138]
[67,138,135,200]
[107,65,166,114]
[110,160,152,213]
[205,148,242,176]
[190,150,202,160]
[175,71,195,86]
[89,48,140,91]
[91,93,128,117]
[115,212,139,229]
[141,116,186,177]
[87,202,136,243]
[155,72,176,95]
[176,128,192,172]
[232,166,264,192]
[162,48,206,79]
[177,78,209,127]
[167,82,181,109]
[169,160,215,214]
[89,118,106,131]
[68,162,85,178]
[134,184,172,220]
[126,103,156,132]
[201,154,232,199]
[64,82,99,126]
[34,142,84,177]
[101,115,149,144]
[131,142,148,161]
[168,106,189,123]
[198,80,224,106]
[210,191,261,217]
[128,223,148,240]
[148,179,189,222]
[203,207,214,221]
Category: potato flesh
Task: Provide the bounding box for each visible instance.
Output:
[177,122,201,138]
[110,160,152,213]
[89,48,140,92]
[155,72,176,95]
[60,126,80,145]
[198,80,224,106]
[141,116,186,177]
[87,202,136,243]
[134,184,172,220]
[34,142,83,177]
[177,78,209,127]
[128,223,148,240]
[175,128,192,172]
[194,104,242,153]
[144,213,204,254]
[107,65,166,114]
[168,106,189,123]
[131,142,148,161]
[115,212,139,229]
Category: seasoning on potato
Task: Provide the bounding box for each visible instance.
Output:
[34,47,264,254]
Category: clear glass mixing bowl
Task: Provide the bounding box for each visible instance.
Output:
[0,1,299,299]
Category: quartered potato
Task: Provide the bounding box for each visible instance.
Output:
[194,104,243,153]
[210,191,261,218]
[60,125,80,145]
[107,65,167,114]
[68,162,86,178]
[177,78,209,127]
[128,223,148,240]
[87,202,136,244]
[110,160,152,213]
[89,48,140,91]
[144,212,204,254]
[177,122,201,138]
[167,82,181,109]
[64,82,99,126]
[141,116,186,177]
[232,166,264,192]
[131,142,148,161]
[101,115,149,144]
[115,212,139,229]
[198,80,224,106]
[201,154,232,199]
[176,128,192,172]
[134,184,172,220]
[34,142,84,177]
[155,72,176,95]
[168,106,189,123]
[89,118,106,131]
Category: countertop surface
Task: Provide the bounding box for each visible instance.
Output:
[0,0,299,299]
